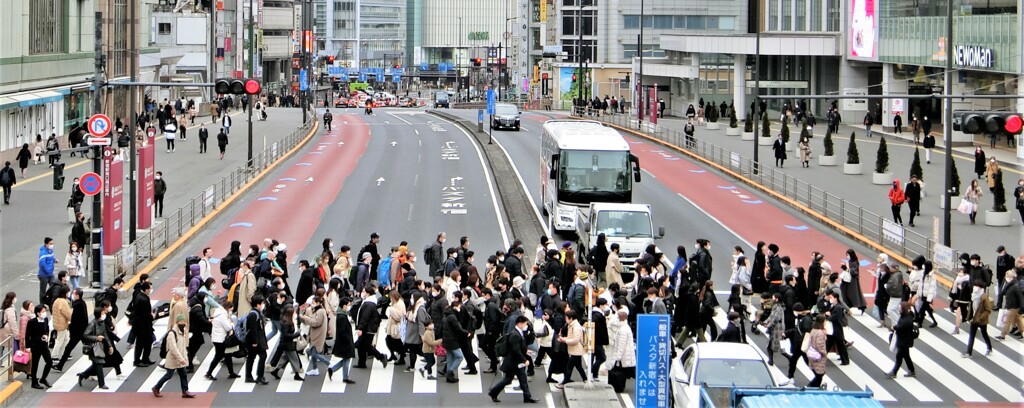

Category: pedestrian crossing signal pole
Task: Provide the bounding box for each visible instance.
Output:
[90,11,104,287]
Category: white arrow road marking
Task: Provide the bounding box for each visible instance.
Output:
[390,141,397,146]
[376,177,385,186]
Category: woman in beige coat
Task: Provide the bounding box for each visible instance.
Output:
[605,245,625,288]
[555,310,588,388]
[300,295,332,376]
[151,314,194,398]
[985,158,1000,191]
[385,290,408,365]
[805,315,828,388]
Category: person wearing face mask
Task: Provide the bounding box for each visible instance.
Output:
[441,300,470,383]
[206,300,240,380]
[995,269,1024,340]
[1014,179,1024,224]
[78,306,112,389]
[69,177,85,213]
[607,309,636,382]
[131,282,157,367]
[25,304,53,389]
[718,311,743,343]
[63,243,84,290]
[37,237,56,305]
[962,280,993,358]
[50,286,72,369]
[354,285,389,369]
[243,295,270,385]
[488,315,539,403]
[424,232,446,279]
[152,314,195,398]
[153,171,166,218]
[589,298,610,380]
[328,297,357,383]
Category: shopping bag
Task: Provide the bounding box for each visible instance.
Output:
[995,309,1009,329]
[608,364,628,393]
[956,199,973,215]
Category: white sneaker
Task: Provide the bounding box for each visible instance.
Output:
[305,368,320,376]
[117,374,126,380]
[779,379,793,386]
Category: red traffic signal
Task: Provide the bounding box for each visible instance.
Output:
[955,111,1024,135]
[328,56,335,63]
[216,78,260,95]
[572,74,577,82]
[1005,114,1023,135]
[471,57,482,67]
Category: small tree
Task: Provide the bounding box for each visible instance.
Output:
[874,136,890,173]
[706,102,719,123]
[761,112,771,137]
[781,119,791,143]
[823,127,835,156]
[949,159,962,196]
[744,112,753,132]
[909,148,924,180]
[729,104,738,128]
[992,170,1007,212]
[847,132,860,164]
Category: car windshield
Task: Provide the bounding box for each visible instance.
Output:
[694,359,773,387]
[436,92,448,100]
[558,150,631,193]
[595,211,651,238]
[495,105,518,115]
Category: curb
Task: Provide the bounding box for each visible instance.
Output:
[0,381,22,406]
[121,119,320,290]
[604,121,954,289]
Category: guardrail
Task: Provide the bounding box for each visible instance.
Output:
[106,117,316,282]
[591,112,961,283]
[1,334,13,381]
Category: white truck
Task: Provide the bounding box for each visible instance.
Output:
[575,202,665,270]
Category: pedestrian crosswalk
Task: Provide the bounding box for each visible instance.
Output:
[29,299,1024,405]
[705,304,1024,404]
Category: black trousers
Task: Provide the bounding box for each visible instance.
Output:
[965,323,992,355]
[165,139,175,151]
[244,346,267,380]
[488,366,533,401]
[80,360,106,387]
[207,342,236,376]
[908,202,920,225]
[2,185,11,203]
[31,345,53,385]
[404,343,420,369]
[562,355,587,383]
[826,333,849,364]
[590,344,607,377]
[891,346,914,374]
[356,332,385,366]
[891,204,903,224]
[133,328,154,364]
[479,333,498,370]
[187,338,204,370]
[199,138,207,153]
[458,337,478,369]
[154,195,164,217]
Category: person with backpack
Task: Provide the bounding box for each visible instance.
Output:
[863,112,875,137]
[77,306,112,389]
[45,134,59,166]
[354,253,372,294]
[186,293,211,373]
[424,232,446,278]
[683,118,696,149]
[888,179,906,225]
[886,301,917,379]
[206,299,240,380]
[234,257,258,316]
[242,295,270,384]
[962,280,993,358]
[0,161,16,205]
[487,315,538,403]
[885,263,906,329]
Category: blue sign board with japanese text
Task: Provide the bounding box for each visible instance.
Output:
[636,314,670,408]
[486,89,496,115]
[299,70,308,91]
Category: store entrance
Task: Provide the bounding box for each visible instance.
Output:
[908,85,942,124]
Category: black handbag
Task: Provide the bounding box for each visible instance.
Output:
[608,363,627,393]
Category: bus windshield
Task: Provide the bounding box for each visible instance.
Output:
[558,150,631,193]
[595,211,652,238]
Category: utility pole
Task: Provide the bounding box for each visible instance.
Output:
[247,0,255,167]
[90,12,104,287]
[129,0,138,243]
[637,0,644,125]
[942,0,954,246]
[301,0,308,120]
[752,0,761,174]
[577,0,583,111]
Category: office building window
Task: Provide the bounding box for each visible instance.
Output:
[795,0,806,30]
[623,15,736,30]
[30,0,64,54]
[158,23,172,35]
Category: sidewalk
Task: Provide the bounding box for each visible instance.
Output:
[0,107,307,290]
[608,112,1022,263]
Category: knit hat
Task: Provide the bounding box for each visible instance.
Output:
[175,314,187,323]
[562,241,573,248]
[172,287,186,298]
[577,271,589,281]
[512,276,525,288]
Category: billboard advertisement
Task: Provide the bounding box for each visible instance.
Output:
[102,148,123,255]
[849,0,878,60]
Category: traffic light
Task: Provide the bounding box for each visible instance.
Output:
[471,58,482,67]
[215,78,262,95]
[572,74,577,82]
[328,56,335,64]
[954,111,1024,135]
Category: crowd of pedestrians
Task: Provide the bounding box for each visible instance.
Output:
[3,229,1022,402]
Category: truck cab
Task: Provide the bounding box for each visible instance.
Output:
[576,203,664,269]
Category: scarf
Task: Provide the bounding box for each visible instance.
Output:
[971,286,984,311]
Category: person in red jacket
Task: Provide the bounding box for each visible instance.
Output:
[888,179,905,225]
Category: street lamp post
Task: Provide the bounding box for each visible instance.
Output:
[637,0,644,126]
[752,0,761,174]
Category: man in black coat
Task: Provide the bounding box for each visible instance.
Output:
[354,285,388,368]
[360,233,381,275]
[905,176,922,227]
[131,283,156,367]
[328,297,357,383]
[503,247,525,280]
[244,295,270,384]
[481,290,504,373]
[487,315,538,403]
[441,302,470,383]
[197,124,209,153]
[717,312,743,343]
[590,299,610,379]
[425,232,446,277]
[766,244,783,294]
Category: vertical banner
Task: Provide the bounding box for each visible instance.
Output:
[137,142,155,230]
[636,314,670,408]
[102,148,124,255]
[636,81,643,121]
[649,85,658,125]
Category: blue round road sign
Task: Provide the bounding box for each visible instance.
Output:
[79,172,102,196]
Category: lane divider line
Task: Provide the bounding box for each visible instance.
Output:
[122,120,320,290]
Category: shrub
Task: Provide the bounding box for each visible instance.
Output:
[744,112,753,132]
[729,104,738,128]
[909,148,923,181]
[706,102,719,123]
[781,119,790,143]
[823,127,834,156]
[992,170,1007,212]
[847,132,860,164]
[874,136,889,173]
[949,160,962,196]
[761,112,771,137]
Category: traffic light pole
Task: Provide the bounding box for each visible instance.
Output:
[942,0,954,247]
[90,11,104,287]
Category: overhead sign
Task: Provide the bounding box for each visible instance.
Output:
[79,172,102,196]
[392,75,401,83]
[636,314,670,408]
[486,89,496,115]
[87,114,112,137]
[953,45,993,68]
[87,137,111,146]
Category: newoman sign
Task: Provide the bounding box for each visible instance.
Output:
[953,45,993,68]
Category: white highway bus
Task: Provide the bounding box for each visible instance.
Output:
[541,120,641,233]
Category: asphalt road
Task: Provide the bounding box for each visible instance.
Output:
[442,108,1024,407]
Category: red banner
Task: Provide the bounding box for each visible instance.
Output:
[102,148,124,255]
[636,81,643,121]
[137,142,154,230]
[649,86,658,125]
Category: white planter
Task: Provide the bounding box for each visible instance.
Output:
[706,122,721,130]
[726,127,742,136]
[843,163,863,175]
[939,194,960,209]
[818,155,837,166]
[758,137,774,146]
[872,172,893,185]
[785,142,794,152]
[984,210,1012,226]
[741,131,755,141]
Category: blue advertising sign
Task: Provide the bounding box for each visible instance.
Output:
[393,68,404,75]
[299,70,308,91]
[438,63,449,73]
[636,314,670,408]
[328,67,344,76]
[478,109,484,124]
[420,62,429,71]
[392,75,401,83]
[358,73,367,82]
[486,89,496,115]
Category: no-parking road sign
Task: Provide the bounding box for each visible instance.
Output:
[79,172,102,196]
[87,114,112,137]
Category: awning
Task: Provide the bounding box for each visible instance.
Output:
[176,53,208,68]
[0,89,68,109]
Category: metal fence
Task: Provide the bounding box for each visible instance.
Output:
[106,117,315,282]
[589,111,961,281]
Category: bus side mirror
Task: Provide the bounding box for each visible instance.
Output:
[549,154,559,179]
[630,154,641,182]
[657,226,665,239]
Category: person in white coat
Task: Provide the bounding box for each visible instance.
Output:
[608,309,636,377]
[205,300,240,380]
[914,261,939,328]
